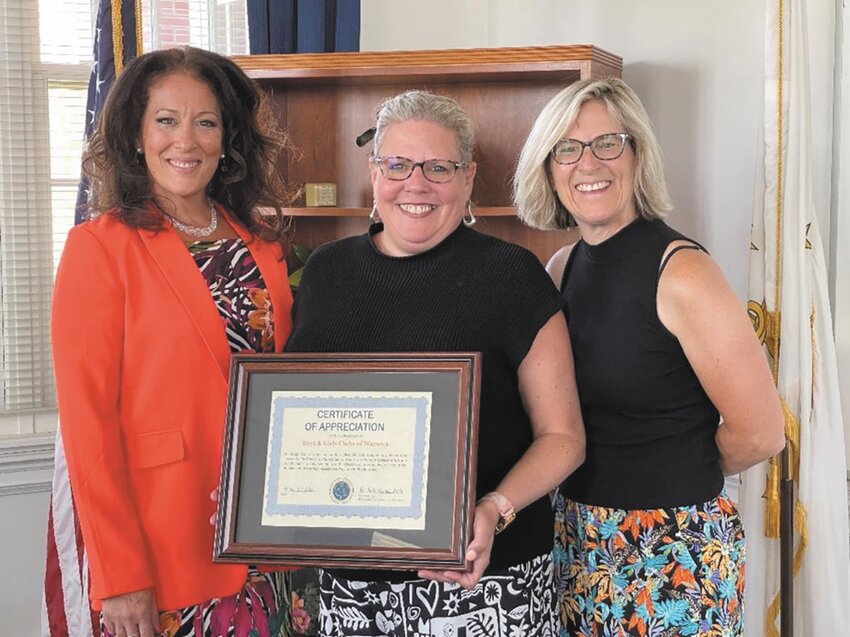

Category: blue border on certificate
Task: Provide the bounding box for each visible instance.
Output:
[264,395,430,521]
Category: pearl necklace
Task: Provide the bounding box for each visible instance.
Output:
[167,204,218,238]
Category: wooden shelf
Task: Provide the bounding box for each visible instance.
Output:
[233,45,622,85]
[237,45,622,264]
[276,206,519,218]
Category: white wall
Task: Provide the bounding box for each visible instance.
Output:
[0,490,49,636]
[362,0,849,464]
[0,436,53,634]
[362,0,764,294]
[835,2,850,467]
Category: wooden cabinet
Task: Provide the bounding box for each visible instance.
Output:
[233,45,622,263]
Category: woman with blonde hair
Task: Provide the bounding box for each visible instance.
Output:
[515,77,784,635]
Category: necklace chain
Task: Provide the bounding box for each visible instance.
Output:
[167,204,218,238]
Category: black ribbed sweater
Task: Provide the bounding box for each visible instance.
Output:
[285,222,564,580]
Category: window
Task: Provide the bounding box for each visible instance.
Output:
[0,0,249,437]
[0,0,87,429]
[142,0,249,52]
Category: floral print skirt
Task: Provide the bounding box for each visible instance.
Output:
[553,491,745,636]
[318,553,557,636]
[100,569,290,637]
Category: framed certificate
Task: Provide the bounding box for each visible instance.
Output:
[214,352,481,571]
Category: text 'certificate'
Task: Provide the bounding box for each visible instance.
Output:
[261,391,432,529]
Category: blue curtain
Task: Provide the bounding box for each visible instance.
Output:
[247,0,360,54]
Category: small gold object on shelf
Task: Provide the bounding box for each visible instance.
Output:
[305,183,337,207]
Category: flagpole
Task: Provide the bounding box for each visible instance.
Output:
[773,1,793,632]
[780,446,793,636]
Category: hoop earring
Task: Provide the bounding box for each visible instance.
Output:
[369,202,380,223]
[463,200,477,227]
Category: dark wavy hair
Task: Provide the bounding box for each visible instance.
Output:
[81,46,293,243]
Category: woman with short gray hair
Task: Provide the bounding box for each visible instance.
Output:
[286,89,586,636]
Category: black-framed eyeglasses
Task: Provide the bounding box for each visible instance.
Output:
[373,156,468,184]
[550,133,633,165]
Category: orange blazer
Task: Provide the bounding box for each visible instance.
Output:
[51,209,293,611]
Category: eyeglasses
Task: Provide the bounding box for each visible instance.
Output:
[373,156,468,184]
[550,133,633,165]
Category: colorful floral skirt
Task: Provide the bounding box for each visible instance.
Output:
[553,491,745,636]
[318,553,557,636]
[100,569,290,637]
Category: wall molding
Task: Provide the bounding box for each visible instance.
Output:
[0,434,55,497]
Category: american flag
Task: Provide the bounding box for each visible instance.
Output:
[74,0,142,224]
[44,2,141,635]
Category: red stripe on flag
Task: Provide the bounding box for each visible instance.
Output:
[45,495,70,637]
[43,430,98,637]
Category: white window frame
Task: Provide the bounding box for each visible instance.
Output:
[0,0,249,492]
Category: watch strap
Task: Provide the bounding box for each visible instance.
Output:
[478,491,516,534]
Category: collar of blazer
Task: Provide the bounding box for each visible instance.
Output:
[137,203,290,385]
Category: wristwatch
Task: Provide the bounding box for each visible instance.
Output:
[478,491,516,534]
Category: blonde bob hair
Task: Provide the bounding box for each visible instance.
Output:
[514,78,672,229]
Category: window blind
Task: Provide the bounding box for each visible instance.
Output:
[0,0,94,425]
[0,0,248,433]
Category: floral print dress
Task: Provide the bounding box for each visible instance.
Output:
[193,237,276,354]
[553,491,745,637]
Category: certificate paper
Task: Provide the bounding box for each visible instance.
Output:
[262,391,432,529]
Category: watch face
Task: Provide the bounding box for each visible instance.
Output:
[495,509,516,534]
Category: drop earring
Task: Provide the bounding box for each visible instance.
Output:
[463,200,477,227]
[369,202,380,223]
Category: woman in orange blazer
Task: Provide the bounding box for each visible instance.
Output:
[52,47,294,637]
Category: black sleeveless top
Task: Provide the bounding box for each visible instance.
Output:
[559,217,724,509]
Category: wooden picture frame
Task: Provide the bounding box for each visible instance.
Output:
[214,352,481,570]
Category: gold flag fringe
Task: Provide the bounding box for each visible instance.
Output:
[767,594,781,637]
[764,457,781,538]
[765,310,781,364]
[783,399,800,481]
[135,0,143,57]
[762,398,801,539]
[111,0,143,77]
[111,0,123,75]
[793,500,808,574]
